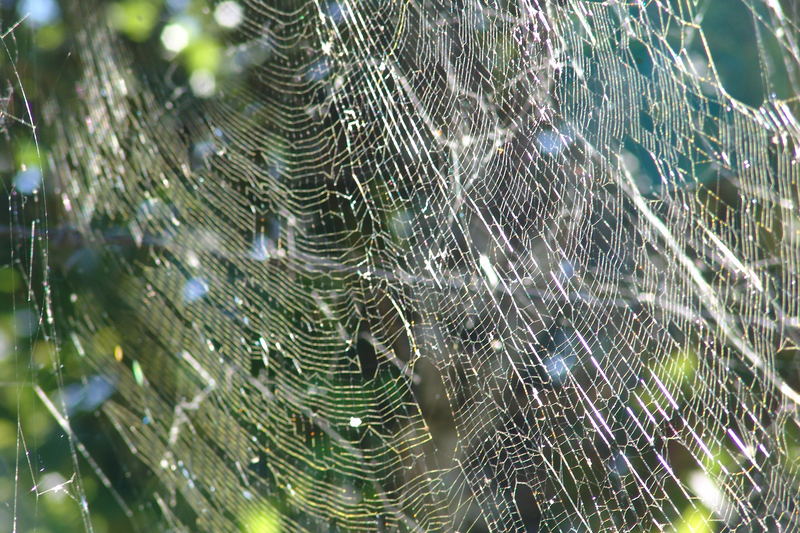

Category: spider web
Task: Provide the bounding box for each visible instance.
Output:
[8,0,800,531]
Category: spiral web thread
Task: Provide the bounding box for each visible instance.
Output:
[14,0,800,530]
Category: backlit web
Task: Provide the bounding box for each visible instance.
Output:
[7,0,800,531]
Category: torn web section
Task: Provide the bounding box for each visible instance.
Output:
[382,0,800,531]
[545,0,800,530]
[0,15,106,533]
